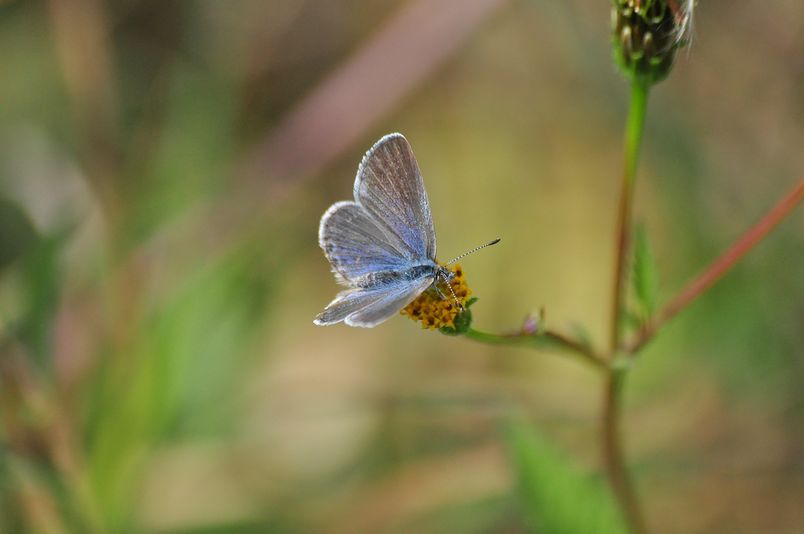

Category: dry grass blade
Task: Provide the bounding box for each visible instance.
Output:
[237,0,508,192]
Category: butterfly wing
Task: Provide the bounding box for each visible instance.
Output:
[316,133,437,328]
[314,277,432,328]
[314,286,389,326]
[353,133,436,262]
[319,201,411,285]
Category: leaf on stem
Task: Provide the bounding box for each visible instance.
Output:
[631,223,660,319]
[504,419,627,533]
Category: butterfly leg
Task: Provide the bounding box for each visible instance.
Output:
[435,270,464,312]
[432,279,448,300]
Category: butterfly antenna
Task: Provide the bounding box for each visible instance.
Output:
[440,273,465,312]
[445,238,501,265]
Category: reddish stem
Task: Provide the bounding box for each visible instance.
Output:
[602,371,648,534]
[628,178,804,353]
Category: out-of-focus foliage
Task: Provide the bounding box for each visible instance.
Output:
[0,196,36,271]
[0,1,802,532]
[506,420,627,533]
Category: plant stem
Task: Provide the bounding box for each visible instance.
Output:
[602,368,647,534]
[627,178,804,354]
[610,80,649,354]
[604,79,650,534]
[464,328,608,370]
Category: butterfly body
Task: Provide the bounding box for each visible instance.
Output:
[358,262,437,287]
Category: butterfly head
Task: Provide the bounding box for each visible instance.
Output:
[401,263,472,330]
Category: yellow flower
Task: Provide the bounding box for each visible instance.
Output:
[401,264,472,329]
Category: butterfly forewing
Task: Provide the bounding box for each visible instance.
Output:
[354,133,436,261]
[319,201,411,284]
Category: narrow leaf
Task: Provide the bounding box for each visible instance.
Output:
[0,196,37,271]
[632,224,659,317]
[504,419,627,534]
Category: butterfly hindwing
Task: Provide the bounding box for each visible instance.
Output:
[313,286,387,326]
[314,277,432,327]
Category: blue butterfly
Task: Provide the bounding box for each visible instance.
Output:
[315,133,498,327]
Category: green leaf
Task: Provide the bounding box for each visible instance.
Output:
[439,297,478,335]
[85,240,276,530]
[121,65,237,246]
[0,196,37,272]
[504,420,627,534]
[632,224,659,317]
[17,231,70,369]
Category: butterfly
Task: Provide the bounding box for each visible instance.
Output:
[314,133,498,328]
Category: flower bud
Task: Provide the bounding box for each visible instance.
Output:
[611,0,693,84]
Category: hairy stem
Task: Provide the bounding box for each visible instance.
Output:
[628,178,804,354]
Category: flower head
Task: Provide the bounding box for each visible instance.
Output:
[401,263,472,330]
[612,0,696,84]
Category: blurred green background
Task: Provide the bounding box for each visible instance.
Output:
[0,1,802,532]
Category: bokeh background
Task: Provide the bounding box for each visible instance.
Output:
[1,1,802,532]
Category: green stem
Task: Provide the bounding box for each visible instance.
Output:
[603,78,650,534]
[610,79,649,354]
[464,328,608,370]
